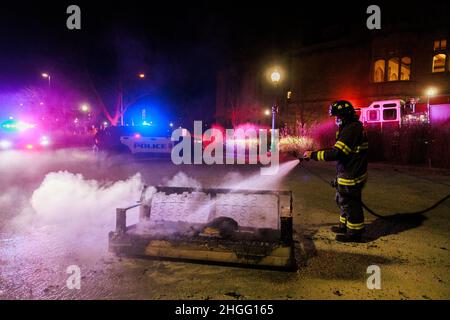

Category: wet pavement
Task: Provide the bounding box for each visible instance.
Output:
[0,149,449,299]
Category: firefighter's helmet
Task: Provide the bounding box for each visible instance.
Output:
[329,100,355,117]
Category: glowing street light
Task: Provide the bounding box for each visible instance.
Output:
[119,72,146,126]
[426,87,437,97]
[264,109,271,116]
[81,104,89,112]
[270,70,281,83]
[426,87,437,124]
[268,68,282,152]
[41,73,51,86]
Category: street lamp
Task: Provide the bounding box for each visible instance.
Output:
[426,87,437,123]
[270,71,281,84]
[269,69,281,153]
[81,104,89,112]
[120,72,146,126]
[41,73,51,86]
[264,109,271,116]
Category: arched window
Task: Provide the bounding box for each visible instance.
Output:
[373,59,385,82]
[432,54,446,73]
[400,57,411,80]
[388,58,400,81]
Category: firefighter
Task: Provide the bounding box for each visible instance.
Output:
[303,100,368,243]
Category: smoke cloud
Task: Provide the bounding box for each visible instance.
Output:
[162,171,202,188]
[6,171,144,254]
[1,150,298,255]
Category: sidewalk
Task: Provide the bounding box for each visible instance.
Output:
[369,162,450,176]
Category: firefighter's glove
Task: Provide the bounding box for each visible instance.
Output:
[302,151,313,161]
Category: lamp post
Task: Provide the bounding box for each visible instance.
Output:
[120,72,146,126]
[81,104,89,113]
[425,87,437,168]
[270,70,281,153]
[41,73,51,87]
[426,87,436,124]
[80,104,91,133]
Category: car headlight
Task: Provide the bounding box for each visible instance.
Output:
[0,140,12,149]
[40,136,50,146]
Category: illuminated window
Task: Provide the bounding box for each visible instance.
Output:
[388,58,400,81]
[373,59,385,82]
[287,91,292,100]
[434,39,447,51]
[400,57,411,80]
[432,53,446,73]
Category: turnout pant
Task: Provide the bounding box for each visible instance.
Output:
[335,183,365,234]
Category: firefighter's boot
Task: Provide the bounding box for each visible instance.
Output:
[331,215,347,233]
[331,225,346,233]
[335,232,364,243]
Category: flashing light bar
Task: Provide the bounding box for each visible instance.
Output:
[1,120,36,132]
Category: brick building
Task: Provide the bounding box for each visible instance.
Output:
[215,23,450,134]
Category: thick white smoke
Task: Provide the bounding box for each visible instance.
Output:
[1,149,298,256]
[31,171,143,227]
[162,171,202,188]
[8,171,144,253]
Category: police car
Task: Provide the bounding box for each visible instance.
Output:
[95,125,173,155]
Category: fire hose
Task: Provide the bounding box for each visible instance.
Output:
[297,157,450,220]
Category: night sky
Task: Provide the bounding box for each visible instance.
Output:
[0,1,448,121]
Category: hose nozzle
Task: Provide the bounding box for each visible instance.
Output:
[292,151,310,162]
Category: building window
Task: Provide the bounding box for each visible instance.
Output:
[400,57,411,80]
[373,59,385,82]
[287,91,292,100]
[432,53,446,73]
[388,58,400,81]
[434,39,447,51]
[373,57,412,82]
